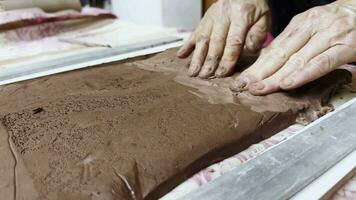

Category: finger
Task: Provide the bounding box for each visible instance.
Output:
[234,19,311,90]
[198,12,230,78]
[216,8,269,78]
[249,33,332,95]
[178,5,215,58]
[232,30,311,92]
[177,34,196,58]
[215,16,261,78]
[188,36,210,77]
[265,14,305,48]
[232,32,311,92]
[198,21,230,78]
[187,17,213,77]
[246,29,311,79]
[281,45,354,90]
[243,15,269,55]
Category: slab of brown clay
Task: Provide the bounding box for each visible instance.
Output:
[0,49,351,200]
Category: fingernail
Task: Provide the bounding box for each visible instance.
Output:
[215,67,226,77]
[177,48,186,57]
[198,73,209,79]
[199,66,213,78]
[177,47,184,54]
[251,82,265,91]
[282,78,294,87]
[188,65,198,76]
[231,79,247,92]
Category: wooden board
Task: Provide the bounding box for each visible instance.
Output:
[183,98,356,200]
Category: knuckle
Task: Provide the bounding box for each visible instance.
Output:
[310,54,332,73]
[251,23,268,35]
[244,45,258,54]
[270,49,288,61]
[206,55,220,63]
[347,31,356,47]
[226,36,243,48]
[311,6,328,15]
[211,35,226,43]
[288,54,307,67]
[290,14,304,24]
[187,34,196,44]
[245,39,261,54]
[333,21,353,36]
[260,47,271,55]
[215,3,230,19]
[219,0,230,8]
[194,26,205,36]
[247,31,264,45]
[230,1,258,23]
[238,4,256,22]
[192,55,205,67]
[233,2,255,13]
[222,50,237,62]
[283,29,296,39]
[205,2,218,15]
[197,35,210,44]
[306,7,321,19]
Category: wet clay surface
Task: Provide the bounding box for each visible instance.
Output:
[133,49,352,124]
[0,49,351,200]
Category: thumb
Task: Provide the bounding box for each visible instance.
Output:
[243,15,269,54]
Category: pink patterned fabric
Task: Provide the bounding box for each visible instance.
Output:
[162,124,356,200]
[0,7,117,65]
[4,22,62,41]
[331,176,356,200]
[161,125,302,200]
[0,7,116,28]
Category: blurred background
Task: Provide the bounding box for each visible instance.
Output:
[81,0,216,30]
[0,0,217,84]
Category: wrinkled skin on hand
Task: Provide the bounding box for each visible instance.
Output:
[232,0,356,95]
[177,0,270,78]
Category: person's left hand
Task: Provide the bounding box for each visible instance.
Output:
[231,0,356,95]
[177,0,270,79]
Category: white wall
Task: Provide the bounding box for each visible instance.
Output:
[162,0,201,29]
[111,0,202,30]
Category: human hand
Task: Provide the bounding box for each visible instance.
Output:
[177,0,270,78]
[232,0,356,95]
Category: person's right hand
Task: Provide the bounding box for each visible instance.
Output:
[177,0,270,79]
[232,0,356,95]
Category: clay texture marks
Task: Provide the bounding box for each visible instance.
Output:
[133,49,352,124]
[0,49,351,200]
[0,63,292,200]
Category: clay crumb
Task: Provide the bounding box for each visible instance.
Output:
[32,108,44,114]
